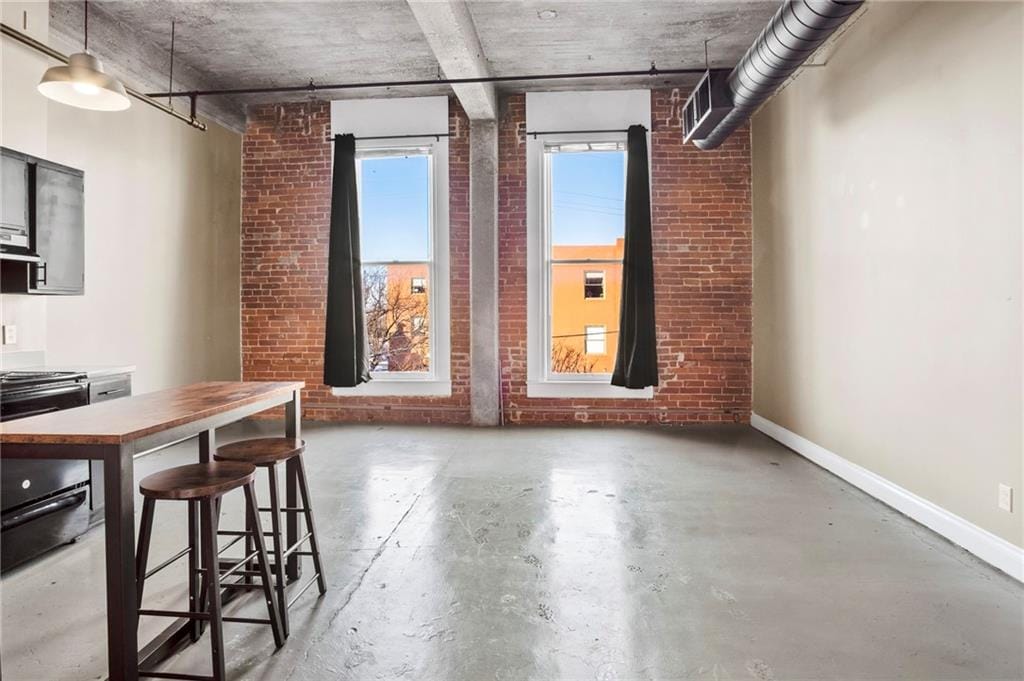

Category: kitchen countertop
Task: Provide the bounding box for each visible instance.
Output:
[20,364,136,378]
[0,381,303,445]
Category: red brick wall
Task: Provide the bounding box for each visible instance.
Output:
[497,90,752,424]
[241,89,750,425]
[241,99,472,423]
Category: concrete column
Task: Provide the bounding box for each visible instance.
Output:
[469,119,500,425]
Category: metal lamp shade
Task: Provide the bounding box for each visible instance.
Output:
[38,52,130,111]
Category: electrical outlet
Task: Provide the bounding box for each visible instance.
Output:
[998,484,1014,513]
[2,325,16,345]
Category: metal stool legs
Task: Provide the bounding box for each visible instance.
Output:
[241,483,285,648]
[266,464,290,637]
[199,497,227,681]
[264,456,327,638]
[293,455,328,597]
[135,482,284,681]
[135,497,156,610]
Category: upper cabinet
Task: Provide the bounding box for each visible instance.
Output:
[0,148,85,295]
[32,162,85,294]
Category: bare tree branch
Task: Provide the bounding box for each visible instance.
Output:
[551,341,598,374]
[362,267,431,372]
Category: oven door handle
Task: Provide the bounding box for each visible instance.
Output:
[1,489,88,532]
[0,382,88,406]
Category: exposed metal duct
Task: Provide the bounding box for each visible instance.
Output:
[693,0,863,150]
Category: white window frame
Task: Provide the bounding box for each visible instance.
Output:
[332,136,451,397]
[525,91,653,399]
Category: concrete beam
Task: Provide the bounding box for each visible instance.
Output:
[407,0,497,120]
[469,119,500,425]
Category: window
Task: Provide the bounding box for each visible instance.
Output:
[584,271,605,299]
[584,325,606,355]
[358,149,433,375]
[545,142,625,376]
[524,90,652,399]
[329,97,451,397]
[334,139,450,396]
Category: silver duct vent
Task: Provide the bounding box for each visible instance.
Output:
[693,0,863,150]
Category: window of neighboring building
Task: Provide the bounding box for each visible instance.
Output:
[584,325,606,355]
[411,277,426,294]
[412,315,425,333]
[584,271,605,299]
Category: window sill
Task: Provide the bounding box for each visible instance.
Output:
[526,381,654,399]
[331,379,451,397]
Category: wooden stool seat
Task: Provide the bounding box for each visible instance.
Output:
[214,438,305,465]
[139,462,256,500]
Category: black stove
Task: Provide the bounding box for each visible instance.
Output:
[1,369,85,382]
[0,370,87,396]
[1,369,91,572]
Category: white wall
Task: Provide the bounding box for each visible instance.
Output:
[0,1,242,392]
[752,2,1022,548]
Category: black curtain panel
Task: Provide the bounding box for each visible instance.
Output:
[323,134,371,387]
[612,124,659,389]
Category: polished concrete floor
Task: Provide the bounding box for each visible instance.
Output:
[1,423,1021,680]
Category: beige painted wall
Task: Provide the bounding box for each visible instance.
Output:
[752,1,1023,547]
[0,1,242,392]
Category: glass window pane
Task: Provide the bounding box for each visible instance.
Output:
[359,153,430,262]
[549,150,625,250]
[363,264,431,373]
[584,271,605,299]
[584,326,606,355]
[550,262,621,374]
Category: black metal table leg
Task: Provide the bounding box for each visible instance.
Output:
[103,443,139,681]
[198,429,214,463]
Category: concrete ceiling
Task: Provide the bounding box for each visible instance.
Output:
[52,1,781,129]
[469,1,778,90]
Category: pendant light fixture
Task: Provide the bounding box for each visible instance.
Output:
[38,0,130,111]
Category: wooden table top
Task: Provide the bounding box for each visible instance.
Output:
[0,381,304,446]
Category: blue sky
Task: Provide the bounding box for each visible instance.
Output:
[551,151,625,247]
[358,149,625,261]
[359,154,430,262]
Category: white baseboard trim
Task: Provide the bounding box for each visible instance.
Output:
[751,413,1023,583]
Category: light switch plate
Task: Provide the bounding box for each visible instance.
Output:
[2,325,16,345]
[998,484,1014,513]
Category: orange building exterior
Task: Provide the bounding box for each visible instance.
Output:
[550,238,624,373]
[378,240,624,375]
